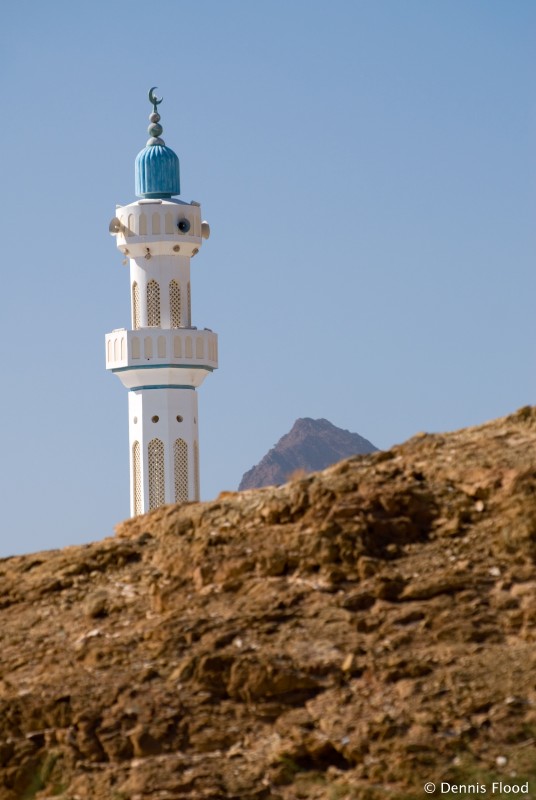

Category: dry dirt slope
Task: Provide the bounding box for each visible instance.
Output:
[1,407,536,800]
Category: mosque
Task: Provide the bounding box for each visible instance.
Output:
[105,89,217,516]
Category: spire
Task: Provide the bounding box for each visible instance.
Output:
[147,87,165,146]
[135,87,181,198]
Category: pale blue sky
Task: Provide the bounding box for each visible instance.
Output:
[0,1,534,556]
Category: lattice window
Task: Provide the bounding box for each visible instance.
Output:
[194,440,200,501]
[147,279,161,326]
[170,280,181,327]
[132,282,140,330]
[174,438,189,502]
[132,441,142,516]
[187,282,191,326]
[148,438,165,510]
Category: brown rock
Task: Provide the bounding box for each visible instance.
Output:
[1,407,536,798]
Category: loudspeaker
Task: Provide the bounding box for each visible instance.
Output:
[109,217,121,234]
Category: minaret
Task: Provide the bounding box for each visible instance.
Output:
[105,88,217,515]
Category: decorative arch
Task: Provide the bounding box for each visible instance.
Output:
[132,441,142,516]
[148,438,165,510]
[169,280,181,327]
[147,279,161,326]
[194,440,200,501]
[132,282,140,330]
[174,438,188,502]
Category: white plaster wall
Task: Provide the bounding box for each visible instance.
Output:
[115,198,202,259]
[129,255,192,329]
[105,329,218,375]
[128,388,199,513]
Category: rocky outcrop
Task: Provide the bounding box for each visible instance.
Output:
[1,407,536,799]
[239,417,377,490]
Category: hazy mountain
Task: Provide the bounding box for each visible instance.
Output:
[238,417,378,490]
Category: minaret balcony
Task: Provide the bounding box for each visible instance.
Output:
[105,328,218,389]
[112,199,204,260]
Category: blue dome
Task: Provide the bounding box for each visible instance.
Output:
[135,144,180,198]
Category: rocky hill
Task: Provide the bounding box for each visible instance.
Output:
[239,418,377,490]
[1,407,536,799]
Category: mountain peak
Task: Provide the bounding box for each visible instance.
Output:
[238,418,377,490]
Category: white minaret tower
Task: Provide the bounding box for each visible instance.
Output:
[105,88,217,515]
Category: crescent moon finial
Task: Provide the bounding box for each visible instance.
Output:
[148,86,163,113]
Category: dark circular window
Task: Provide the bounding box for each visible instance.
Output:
[176,415,183,422]
[151,415,159,423]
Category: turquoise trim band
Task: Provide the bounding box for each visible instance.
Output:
[112,363,213,374]
[129,384,195,391]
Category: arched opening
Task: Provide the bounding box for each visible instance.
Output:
[148,438,165,510]
[152,212,161,235]
[174,438,189,502]
[132,441,142,516]
[157,335,166,358]
[169,280,181,328]
[132,282,140,330]
[194,440,200,501]
[187,282,191,326]
[147,279,161,326]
